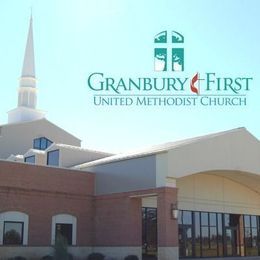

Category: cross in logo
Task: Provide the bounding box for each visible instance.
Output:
[154,30,184,72]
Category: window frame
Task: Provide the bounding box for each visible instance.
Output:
[33,137,53,150]
[51,214,77,246]
[47,149,60,167]
[142,207,158,256]
[178,210,250,258]
[244,215,260,256]
[0,211,29,246]
[24,155,36,164]
[55,223,73,246]
[3,221,24,245]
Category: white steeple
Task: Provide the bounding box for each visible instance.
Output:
[22,15,35,78]
[8,15,45,124]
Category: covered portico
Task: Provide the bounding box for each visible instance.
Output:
[177,170,260,258]
[170,128,260,259]
[143,127,260,259]
[78,127,260,260]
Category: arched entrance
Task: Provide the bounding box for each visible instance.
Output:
[177,170,260,258]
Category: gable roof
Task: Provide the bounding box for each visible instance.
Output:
[74,127,258,169]
[0,118,81,142]
[0,118,82,159]
[46,143,112,156]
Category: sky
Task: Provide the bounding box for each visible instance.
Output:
[0,0,259,153]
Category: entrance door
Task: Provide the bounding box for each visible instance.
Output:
[225,227,239,257]
[179,224,193,257]
[142,207,157,260]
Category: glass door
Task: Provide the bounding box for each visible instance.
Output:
[225,227,239,256]
[179,224,193,257]
[142,207,157,260]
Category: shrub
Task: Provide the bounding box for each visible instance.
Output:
[41,256,54,260]
[87,252,105,260]
[41,248,73,260]
[14,257,27,260]
[124,256,139,260]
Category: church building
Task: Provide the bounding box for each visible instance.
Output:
[1,16,260,260]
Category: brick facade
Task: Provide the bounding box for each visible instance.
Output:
[0,160,95,246]
[0,161,178,259]
[94,187,178,247]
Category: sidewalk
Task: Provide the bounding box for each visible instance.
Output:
[188,257,260,260]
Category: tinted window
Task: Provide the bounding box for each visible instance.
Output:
[47,150,59,166]
[33,138,40,149]
[142,207,157,256]
[224,214,230,227]
[183,211,192,225]
[244,215,251,228]
[3,222,23,245]
[24,155,35,164]
[251,216,257,228]
[40,138,47,150]
[179,211,252,258]
[47,139,53,147]
[201,212,208,226]
[217,213,223,256]
[56,223,72,245]
[244,215,259,256]
[194,212,201,257]
[33,137,53,150]
[178,210,183,225]
[210,213,216,226]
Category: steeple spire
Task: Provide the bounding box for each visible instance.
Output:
[21,15,35,78]
[7,15,45,124]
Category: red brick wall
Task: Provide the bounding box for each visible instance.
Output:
[94,192,142,246]
[94,187,178,247]
[157,187,178,247]
[0,160,95,246]
[0,161,179,249]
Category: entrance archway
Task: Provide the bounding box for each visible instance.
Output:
[177,170,260,258]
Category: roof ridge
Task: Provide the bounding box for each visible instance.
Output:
[74,127,249,169]
[49,143,112,155]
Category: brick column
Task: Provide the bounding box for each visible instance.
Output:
[157,187,179,260]
[94,193,142,259]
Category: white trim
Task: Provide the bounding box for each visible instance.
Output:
[166,176,177,187]
[142,196,157,208]
[129,193,157,198]
[51,214,77,246]
[0,211,29,245]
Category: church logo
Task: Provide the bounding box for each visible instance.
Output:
[87,29,252,107]
[154,30,184,72]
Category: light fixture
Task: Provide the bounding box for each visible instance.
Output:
[171,203,178,220]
